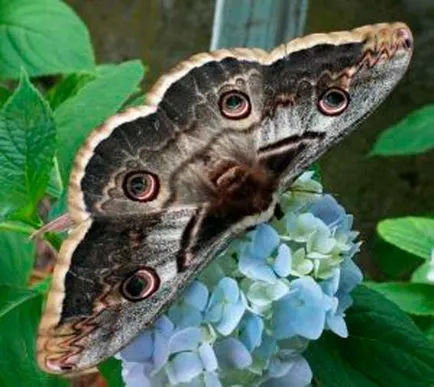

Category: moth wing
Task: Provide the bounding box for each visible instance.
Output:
[38,50,269,375]
[37,204,239,373]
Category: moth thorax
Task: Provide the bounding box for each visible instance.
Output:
[209,160,277,216]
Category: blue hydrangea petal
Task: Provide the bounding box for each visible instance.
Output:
[216,299,246,335]
[254,334,278,363]
[152,331,170,373]
[185,281,209,311]
[291,278,326,339]
[185,376,203,387]
[205,302,224,323]
[154,315,174,337]
[327,313,348,338]
[240,313,264,351]
[320,268,340,296]
[219,277,240,303]
[261,355,312,387]
[273,277,326,340]
[214,338,252,369]
[273,244,292,278]
[188,373,222,387]
[121,362,151,387]
[204,372,222,387]
[120,331,153,362]
[309,194,346,228]
[339,258,363,293]
[198,343,218,372]
[166,352,203,384]
[207,287,224,309]
[239,258,278,283]
[268,357,292,378]
[251,224,280,257]
[337,292,353,313]
[168,304,203,328]
[169,327,201,353]
[271,300,297,339]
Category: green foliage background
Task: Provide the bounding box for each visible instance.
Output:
[0,1,433,386]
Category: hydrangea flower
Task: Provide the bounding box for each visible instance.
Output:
[204,277,246,335]
[118,171,363,386]
[239,224,292,283]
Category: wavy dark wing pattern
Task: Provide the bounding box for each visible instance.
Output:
[37,22,413,374]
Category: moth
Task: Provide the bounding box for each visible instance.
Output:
[37,22,413,374]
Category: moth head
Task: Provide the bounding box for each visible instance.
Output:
[258,22,413,176]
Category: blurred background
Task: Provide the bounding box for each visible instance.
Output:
[66,0,434,279]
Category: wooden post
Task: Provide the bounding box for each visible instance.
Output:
[210,0,309,50]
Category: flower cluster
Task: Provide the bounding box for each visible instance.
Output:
[119,172,363,386]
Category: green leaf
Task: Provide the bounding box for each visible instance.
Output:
[424,322,434,343]
[306,286,434,386]
[47,72,97,110]
[0,285,38,318]
[377,217,434,260]
[46,158,64,199]
[412,260,434,285]
[31,276,52,293]
[0,0,94,80]
[370,105,434,156]
[365,282,434,316]
[0,286,68,387]
[0,229,35,287]
[99,357,125,387]
[0,86,10,106]
[0,72,56,221]
[306,333,377,387]
[373,236,423,279]
[55,60,145,180]
[123,92,146,109]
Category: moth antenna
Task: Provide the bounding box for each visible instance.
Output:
[30,213,75,240]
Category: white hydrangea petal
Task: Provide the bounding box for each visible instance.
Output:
[266,279,289,301]
[247,282,273,306]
